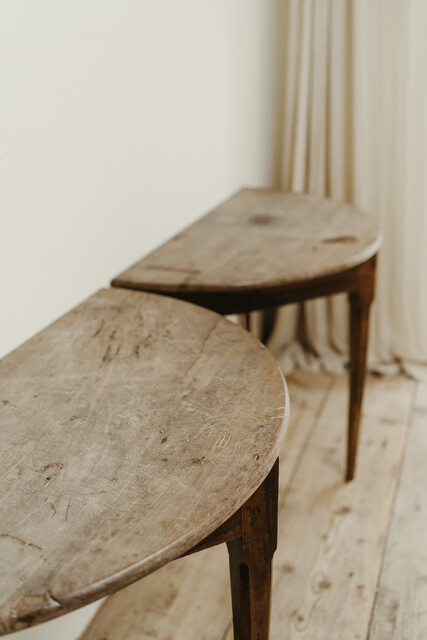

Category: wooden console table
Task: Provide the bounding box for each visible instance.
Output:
[112,189,381,480]
[0,288,288,639]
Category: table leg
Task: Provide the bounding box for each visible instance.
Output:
[347,257,376,481]
[261,308,277,345]
[227,460,278,640]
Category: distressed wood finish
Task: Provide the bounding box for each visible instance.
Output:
[80,372,416,640]
[0,288,288,635]
[79,371,333,640]
[112,189,380,305]
[112,189,381,481]
[227,460,278,640]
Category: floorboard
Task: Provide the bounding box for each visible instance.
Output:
[368,381,427,640]
[265,374,414,640]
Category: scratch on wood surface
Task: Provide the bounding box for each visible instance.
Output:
[47,465,64,487]
[65,497,72,522]
[0,534,42,552]
[38,463,64,473]
[102,344,112,363]
[92,321,104,338]
[35,462,65,488]
[181,318,221,380]
[214,435,231,449]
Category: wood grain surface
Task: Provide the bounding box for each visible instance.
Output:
[79,371,333,640]
[80,372,416,640]
[0,288,288,635]
[268,375,413,639]
[112,189,381,296]
[112,188,380,482]
[370,381,427,640]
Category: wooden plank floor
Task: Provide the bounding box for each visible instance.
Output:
[80,371,424,640]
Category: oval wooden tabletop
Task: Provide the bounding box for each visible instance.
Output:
[112,189,381,294]
[0,288,288,635]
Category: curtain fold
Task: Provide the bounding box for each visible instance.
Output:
[271,0,427,378]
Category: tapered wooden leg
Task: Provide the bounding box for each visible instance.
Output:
[261,308,277,345]
[227,460,278,640]
[346,258,376,481]
[245,312,251,332]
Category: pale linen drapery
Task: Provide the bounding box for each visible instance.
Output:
[268,0,427,378]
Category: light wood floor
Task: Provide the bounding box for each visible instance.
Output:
[80,371,426,640]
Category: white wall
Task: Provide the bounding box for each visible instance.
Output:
[0,1,284,637]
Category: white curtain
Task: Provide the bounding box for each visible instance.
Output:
[269,0,427,379]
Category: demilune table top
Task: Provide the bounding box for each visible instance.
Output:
[0,288,288,634]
